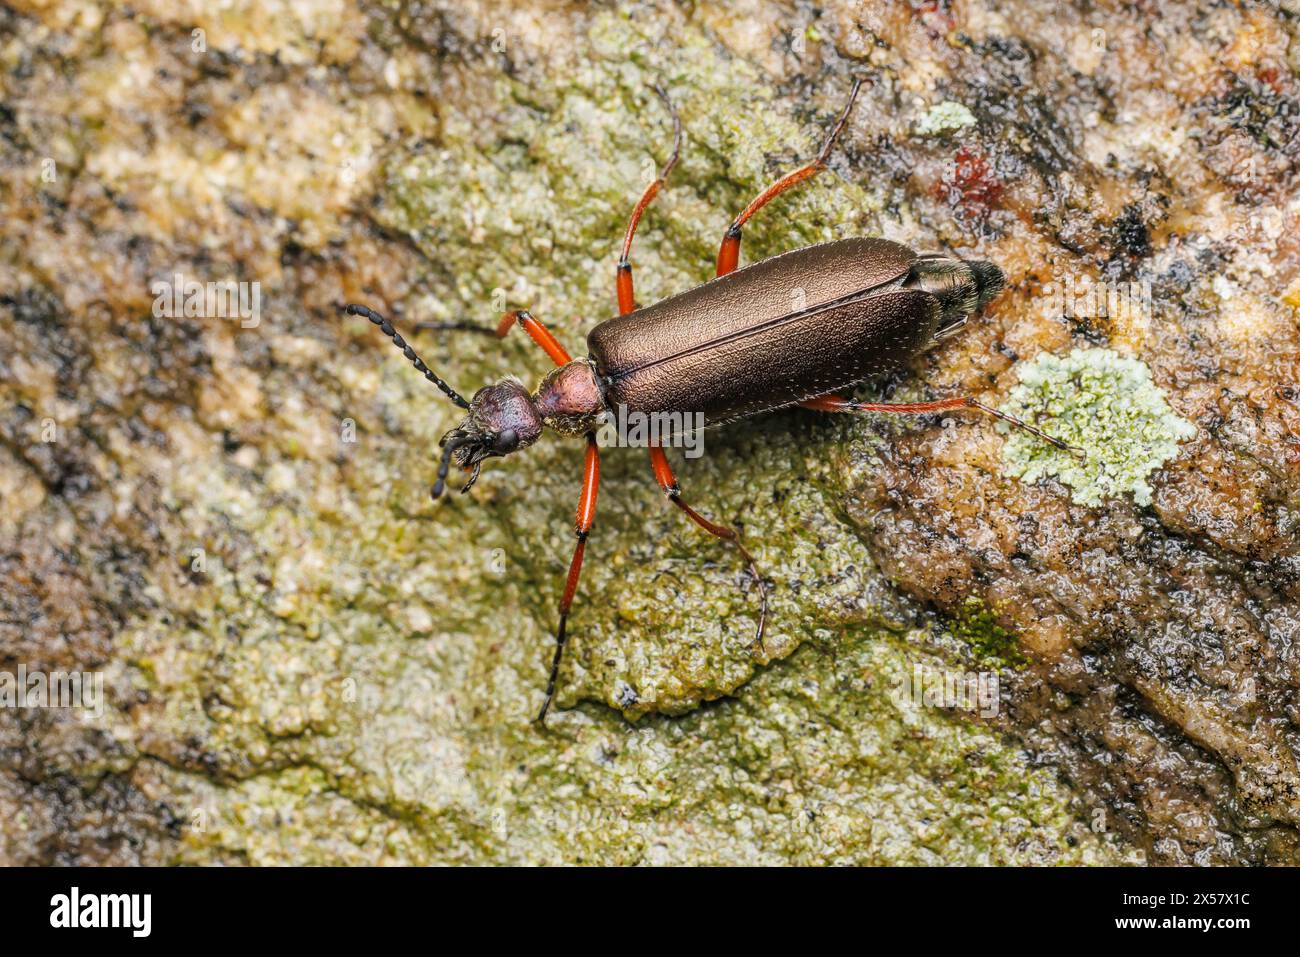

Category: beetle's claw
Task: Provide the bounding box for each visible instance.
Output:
[734,541,770,659]
[1038,431,1087,457]
[460,461,483,494]
[533,695,560,730]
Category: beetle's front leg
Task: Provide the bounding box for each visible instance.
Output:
[496,310,573,368]
[648,443,769,652]
[413,308,575,369]
[537,433,601,723]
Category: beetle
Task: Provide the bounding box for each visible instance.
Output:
[343,79,1074,722]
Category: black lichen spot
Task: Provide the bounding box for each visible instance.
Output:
[1103,204,1151,279]
[1208,75,1300,152]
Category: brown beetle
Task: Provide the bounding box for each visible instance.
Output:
[344,79,1072,721]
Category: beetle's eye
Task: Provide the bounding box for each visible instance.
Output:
[492,428,519,454]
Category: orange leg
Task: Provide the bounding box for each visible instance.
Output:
[497,310,572,367]
[648,444,769,652]
[537,433,601,723]
[617,84,682,316]
[799,394,1081,453]
[416,309,573,368]
[716,78,863,277]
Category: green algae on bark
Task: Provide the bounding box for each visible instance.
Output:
[947,597,1028,670]
[998,348,1198,507]
[161,620,1120,866]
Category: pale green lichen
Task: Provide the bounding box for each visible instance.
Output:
[999,348,1197,507]
[915,100,977,136]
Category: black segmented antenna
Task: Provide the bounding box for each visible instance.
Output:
[343,304,470,410]
[431,436,466,499]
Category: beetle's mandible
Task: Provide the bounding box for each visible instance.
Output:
[343,78,1075,723]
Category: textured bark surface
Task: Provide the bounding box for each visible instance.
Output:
[1,0,1297,864]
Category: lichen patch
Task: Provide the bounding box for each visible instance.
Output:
[999,348,1197,507]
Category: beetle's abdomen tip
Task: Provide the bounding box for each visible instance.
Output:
[970,260,1007,308]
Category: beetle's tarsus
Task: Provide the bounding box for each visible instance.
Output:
[804,394,1079,458]
[537,611,571,726]
[737,539,770,657]
[460,461,483,494]
[414,320,498,335]
[965,399,1080,456]
[815,75,865,165]
[650,80,682,182]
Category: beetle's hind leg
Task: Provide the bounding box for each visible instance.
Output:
[715,78,863,277]
[616,83,682,316]
[648,444,769,654]
[800,394,1082,454]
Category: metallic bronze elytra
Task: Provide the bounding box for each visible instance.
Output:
[343,78,1075,723]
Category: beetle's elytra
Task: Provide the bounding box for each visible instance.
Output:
[344,78,1072,722]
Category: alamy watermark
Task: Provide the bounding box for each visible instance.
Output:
[50,887,150,937]
[1043,274,1152,326]
[594,403,705,458]
[0,664,104,717]
[151,272,261,328]
[893,662,1000,718]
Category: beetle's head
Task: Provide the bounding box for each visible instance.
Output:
[342,304,547,500]
[437,378,543,495]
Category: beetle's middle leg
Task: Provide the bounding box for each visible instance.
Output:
[648,443,769,653]
[537,433,601,724]
[799,394,1081,453]
[616,84,682,316]
[715,78,863,277]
